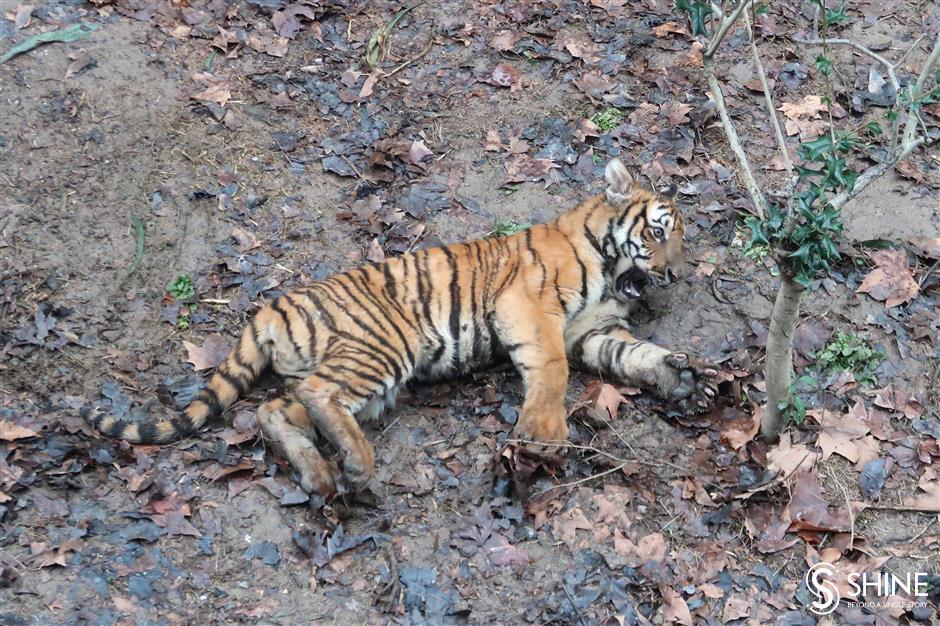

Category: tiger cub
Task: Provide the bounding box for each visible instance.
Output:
[90,159,718,495]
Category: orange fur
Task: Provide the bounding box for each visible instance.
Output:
[89,159,717,494]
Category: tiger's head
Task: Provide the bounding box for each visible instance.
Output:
[593,158,686,301]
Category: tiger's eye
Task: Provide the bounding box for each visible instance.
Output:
[652,227,664,240]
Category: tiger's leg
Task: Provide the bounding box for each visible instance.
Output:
[495,297,569,444]
[257,398,338,495]
[566,304,718,412]
[293,372,378,492]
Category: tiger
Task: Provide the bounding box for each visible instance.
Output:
[88,158,718,495]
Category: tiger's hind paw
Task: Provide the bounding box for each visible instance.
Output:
[664,352,719,414]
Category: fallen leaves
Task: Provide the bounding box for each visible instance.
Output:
[484,63,523,91]
[1,419,38,441]
[857,249,920,309]
[183,333,232,371]
[191,73,232,107]
[778,95,846,140]
[613,531,667,567]
[504,155,558,186]
[814,406,879,468]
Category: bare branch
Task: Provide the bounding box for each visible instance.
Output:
[704,0,755,58]
[794,36,900,93]
[896,34,927,69]
[744,10,792,175]
[902,33,940,147]
[830,33,940,211]
[828,136,929,211]
[703,62,767,219]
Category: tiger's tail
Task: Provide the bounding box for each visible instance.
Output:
[88,316,271,444]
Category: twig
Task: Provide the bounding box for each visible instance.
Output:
[828,34,940,212]
[919,258,940,289]
[704,0,755,58]
[561,583,587,626]
[902,33,940,147]
[386,36,434,77]
[743,9,792,175]
[702,0,765,219]
[794,37,900,94]
[896,34,927,69]
[532,462,628,498]
[834,479,855,550]
[703,67,766,219]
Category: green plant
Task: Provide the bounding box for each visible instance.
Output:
[167,274,196,301]
[744,129,863,288]
[814,331,884,383]
[780,384,807,426]
[487,220,531,238]
[590,107,624,131]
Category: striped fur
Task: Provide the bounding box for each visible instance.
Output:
[90,159,717,495]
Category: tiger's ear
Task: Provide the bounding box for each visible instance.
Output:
[605,158,634,204]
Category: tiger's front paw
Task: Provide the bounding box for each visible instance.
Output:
[340,439,375,492]
[664,352,718,414]
[515,405,569,454]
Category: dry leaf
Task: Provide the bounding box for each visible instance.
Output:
[581,381,627,419]
[14,4,33,29]
[489,31,522,51]
[722,596,751,621]
[483,130,503,151]
[900,467,940,512]
[231,226,260,252]
[191,74,232,107]
[555,30,601,63]
[779,95,827,121]
[661,101,692,126]
[65,51,93,78]
[722,408,760,449]
[856,249,919,309]
[909,237,940,259]
[404,140,433,168]
[660,585,693,626]
[652,22,688,38]
[183,334,232,371]
[359,73,378,98]
[366,238,385,263]
[504,155,558,186]
[766,431,820,478]
[486,63,523,90]
[816,408,869,463]
[0,420,38,441]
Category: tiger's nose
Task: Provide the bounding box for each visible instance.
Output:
[665,267,678,283]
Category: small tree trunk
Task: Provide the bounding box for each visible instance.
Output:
[762,275,805,441]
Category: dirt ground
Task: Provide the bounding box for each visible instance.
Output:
[1,1,939,624]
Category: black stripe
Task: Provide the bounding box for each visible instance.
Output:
[171,416,192,435]
[347,269,416,367]
[441,247,462,370]
[382,261,398,300]
[336,348,391,378]
[137,421,157,443]
[199,387,224,416]
[309,284,404,381]
[331,363,386,387]
[270,298,305,358]
[583,222,602,255]
[415,250,446,366]
[561,232,590,315]
[216,368,248,395]
[331,276,406,379]
[284,293,318,358]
